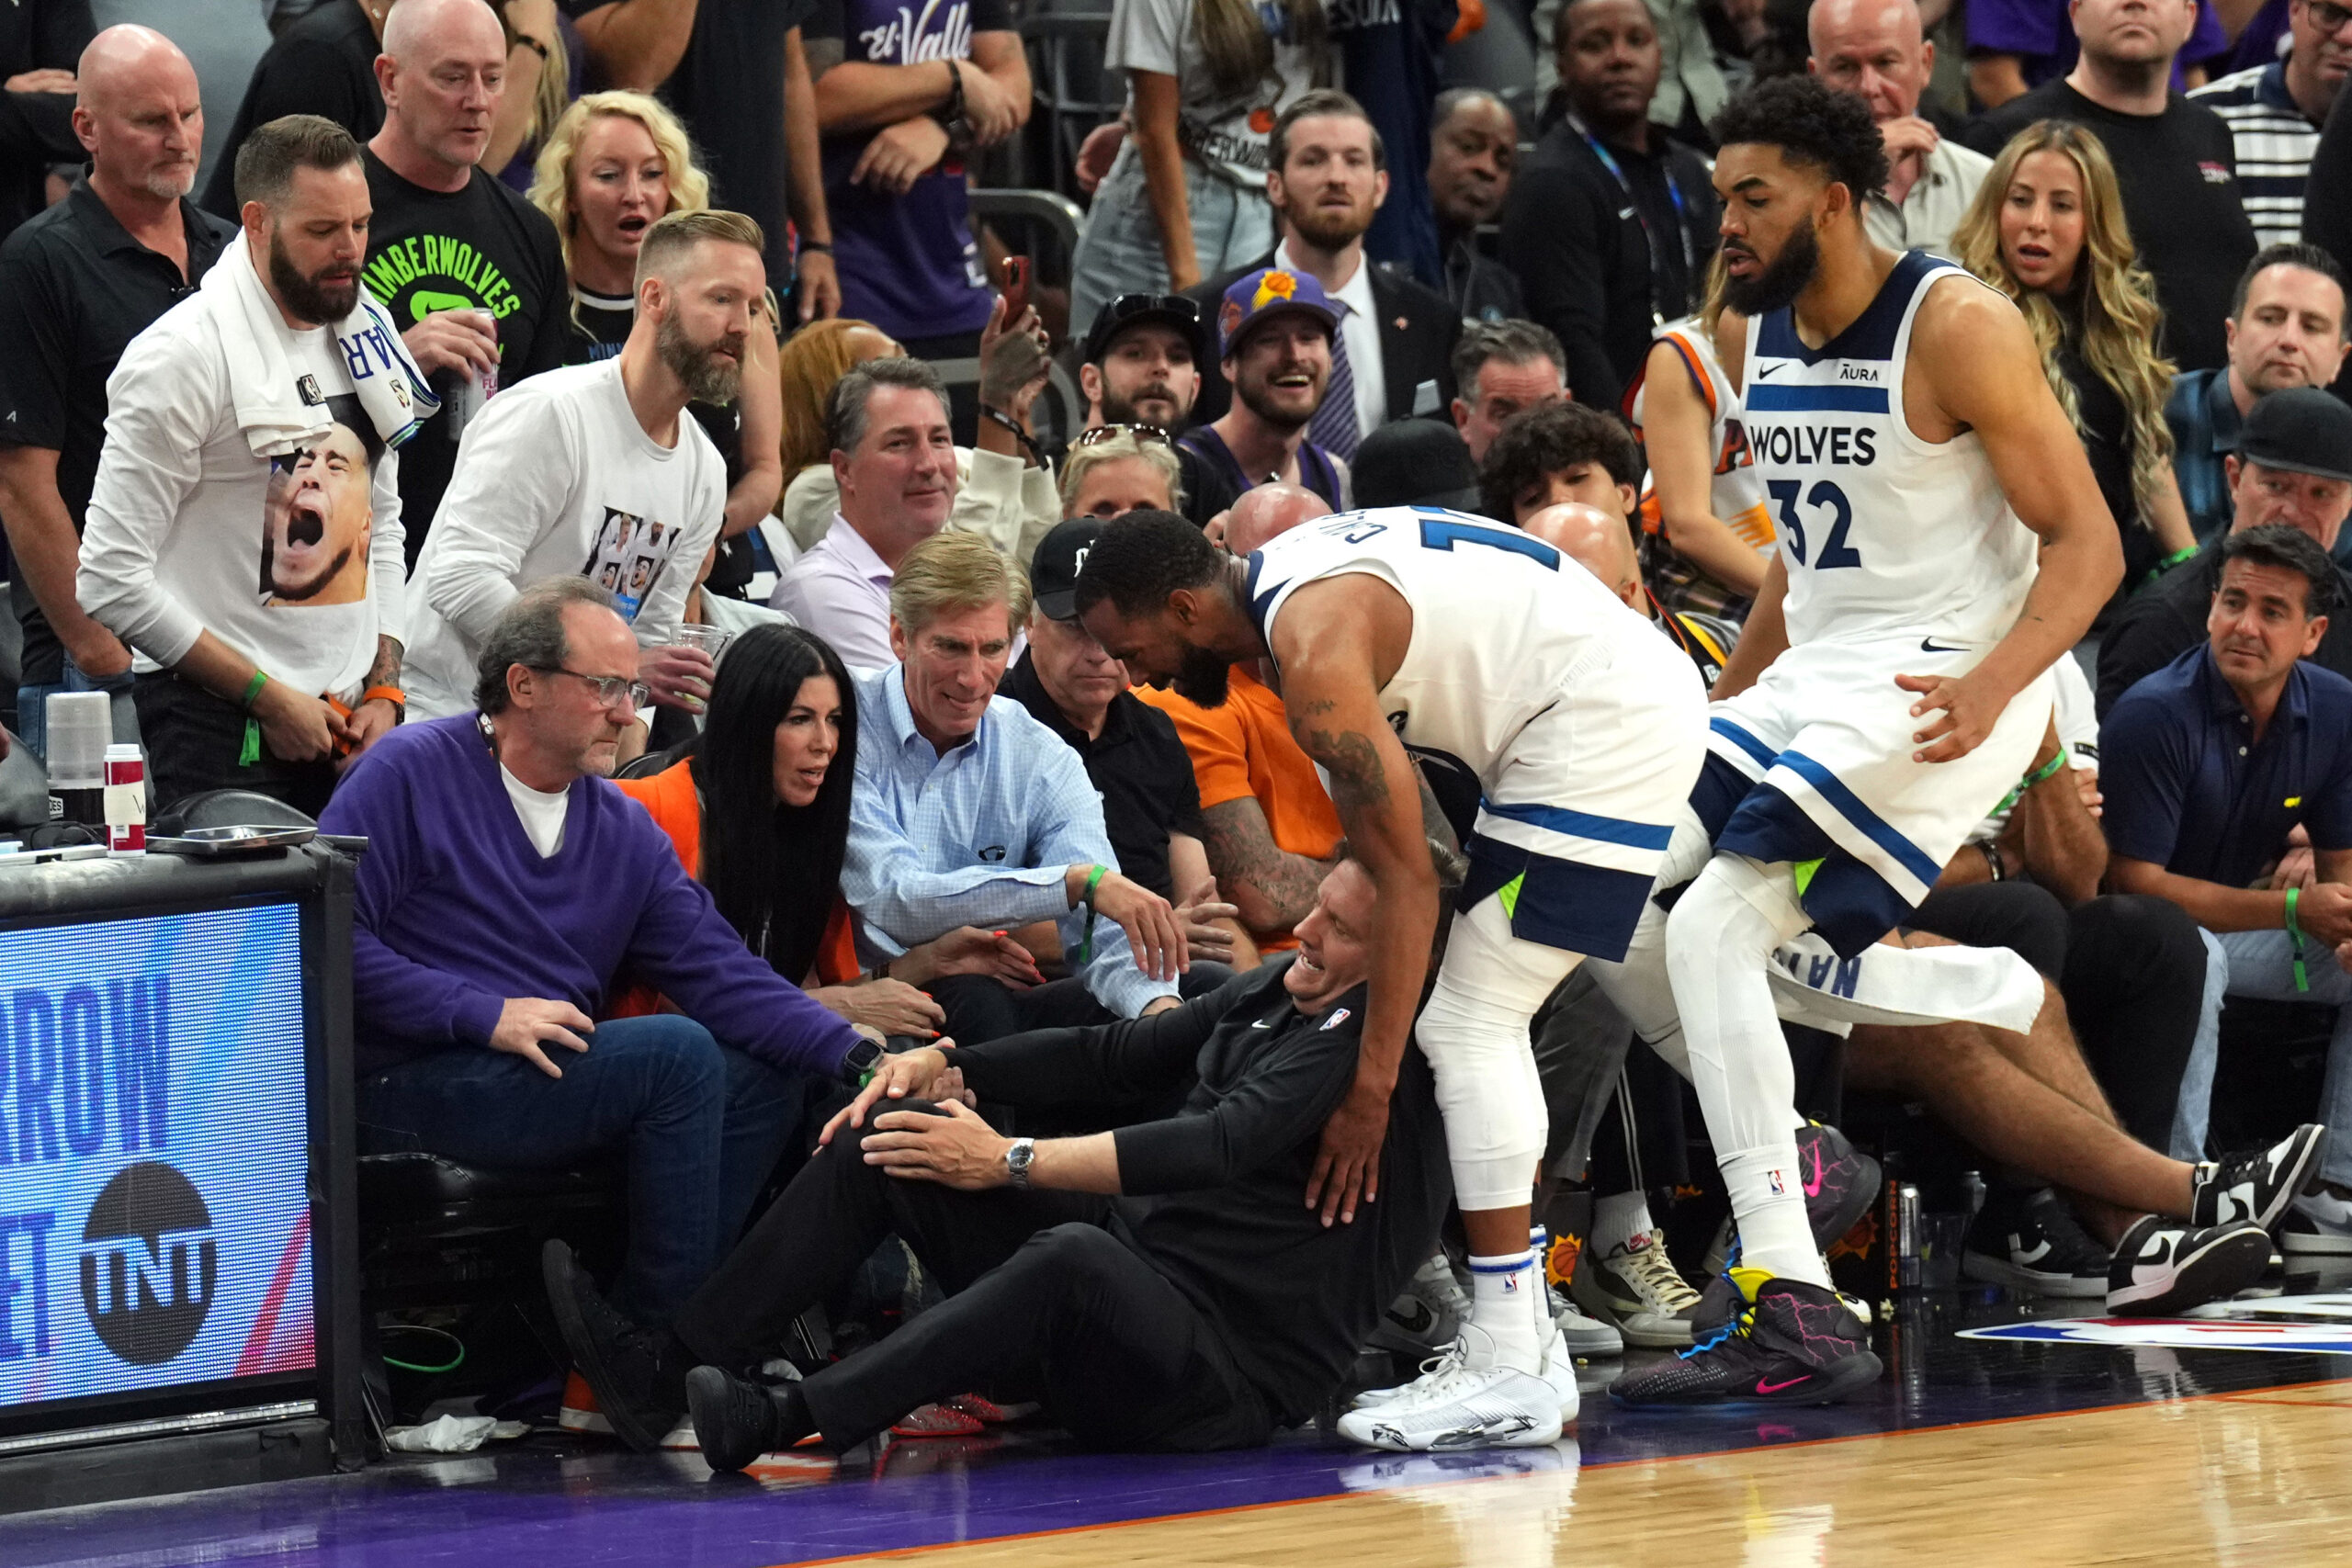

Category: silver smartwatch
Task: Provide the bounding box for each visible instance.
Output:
[1004,1137,1036,1190]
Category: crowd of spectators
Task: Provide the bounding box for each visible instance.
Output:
[6,0,2352,1460]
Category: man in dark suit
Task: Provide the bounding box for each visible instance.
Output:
[1182,90,1460,445]
[1498,0,1718,411]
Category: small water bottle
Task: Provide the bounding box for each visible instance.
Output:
[104,743,145,855]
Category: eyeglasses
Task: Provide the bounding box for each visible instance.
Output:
[1073,423,1175,449]
[536,667,651,711]
[2311,0,2352,30]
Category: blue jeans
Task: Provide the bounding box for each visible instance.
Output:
[1069,145,1275,340]
[356,1015,818,1321]
[17,653,138,761]
[2183,927,2352,1183]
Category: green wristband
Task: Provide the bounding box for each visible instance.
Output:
[2143,545,2200,588]
[2287,886,2311,995]
[240,670,268,710]
[1077,863,1106,966]
[1992,750,2070,818]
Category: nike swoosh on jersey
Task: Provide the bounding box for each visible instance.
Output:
[1919,638,1972,654]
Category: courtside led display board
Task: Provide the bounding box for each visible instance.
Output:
[0,903,313,1416]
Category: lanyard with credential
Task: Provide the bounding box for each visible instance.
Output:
[1569,113,1694,325]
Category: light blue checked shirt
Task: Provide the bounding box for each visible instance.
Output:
[843,663,1178,1019]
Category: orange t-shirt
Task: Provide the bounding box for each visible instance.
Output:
[1136,667,1341,951]
[606,761,859,1017]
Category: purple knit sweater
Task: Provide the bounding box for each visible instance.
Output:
[321,715,864,1076]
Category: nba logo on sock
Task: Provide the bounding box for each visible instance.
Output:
[1769,1169,1786,1196]
[1501,1273,1520,1293]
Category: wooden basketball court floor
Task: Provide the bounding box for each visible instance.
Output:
[7,1291,2352,1567]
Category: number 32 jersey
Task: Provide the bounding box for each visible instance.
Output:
[1242,506,1697,787]
[1743,249,2039,650]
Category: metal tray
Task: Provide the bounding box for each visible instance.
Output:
[146,825,318,857]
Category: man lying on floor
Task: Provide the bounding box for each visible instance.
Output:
[544,843,1456,1465]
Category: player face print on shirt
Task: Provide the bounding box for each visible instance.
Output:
[582,504,684,620]
[262,393,378,607]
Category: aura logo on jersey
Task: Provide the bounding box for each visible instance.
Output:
[79,1163,217,1366]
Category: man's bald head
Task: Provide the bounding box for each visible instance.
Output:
[1808,0,1933,125]
[74,26,201,201]
[1521,503,1642,609]
[380,0,504,62]
[377,0,506,175]
[1226,484,1333,556]
[78,24,194,108]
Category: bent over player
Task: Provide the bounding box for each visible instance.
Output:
[1602,75,2123,1404]
[1077,505,1709,1449]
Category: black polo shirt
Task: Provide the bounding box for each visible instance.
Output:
[199,0,386,218]
[1000,650,1204,901]
[0,177,237,685]
[2096,533,2352,717]
[2103,644,2352,889]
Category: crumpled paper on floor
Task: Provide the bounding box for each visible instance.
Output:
[383,1414,528,1452]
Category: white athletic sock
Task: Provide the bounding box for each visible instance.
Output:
[1529,1225,1562,1333]
[1591,1190,1654,1258]
[1721,1142,1829,1288]
[1468,1249,1546,1371]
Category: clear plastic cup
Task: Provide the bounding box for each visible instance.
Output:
[669,624,733,661]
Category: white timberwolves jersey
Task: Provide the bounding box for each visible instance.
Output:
[1743,251,2039,649]
[1242,506,1677,785]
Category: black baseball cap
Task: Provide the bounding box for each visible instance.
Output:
[2239,387,2352,484]
[1351,418,1484,512]
[1082,294,1205,368]
[1030,517,1102,621]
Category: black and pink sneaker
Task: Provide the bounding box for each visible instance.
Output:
[1611,1269,1883,1408]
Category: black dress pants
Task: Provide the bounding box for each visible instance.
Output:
[133,671,338,817]
[671,1111,1272,1452]
[930,964,1237,1046]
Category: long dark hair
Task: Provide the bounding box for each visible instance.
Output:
[677,625,857,983]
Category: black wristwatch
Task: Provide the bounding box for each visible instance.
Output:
[840,1036,885,1088]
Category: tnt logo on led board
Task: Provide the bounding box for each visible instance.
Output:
[0,903,314,1413]
[80,1163,218,1365]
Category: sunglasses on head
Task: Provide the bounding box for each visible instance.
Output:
[1073,423,1175,449]
[1102,294,1202,327]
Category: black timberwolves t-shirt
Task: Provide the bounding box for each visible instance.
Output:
[359,151,570,563]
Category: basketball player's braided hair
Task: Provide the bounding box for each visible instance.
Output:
[1711,74,1890,204]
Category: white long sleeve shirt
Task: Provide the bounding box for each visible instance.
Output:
[403,359,727,719]
[78,298,406,701]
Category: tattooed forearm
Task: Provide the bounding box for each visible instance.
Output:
[366,634,403,687]
[1297,725,1392,812]
[1201,798,1333,930]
